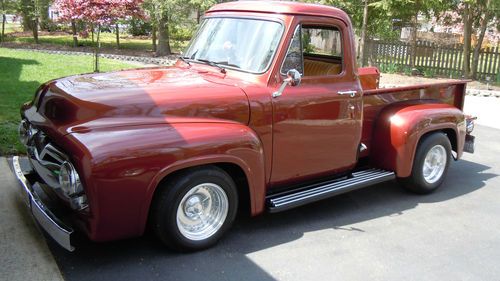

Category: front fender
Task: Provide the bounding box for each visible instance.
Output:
[63,122,265,241]
[371,102,466,178]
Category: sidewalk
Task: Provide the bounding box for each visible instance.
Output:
[464,96,500,130]
[0,158,64,281]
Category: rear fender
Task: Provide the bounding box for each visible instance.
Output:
[371,102,466,178]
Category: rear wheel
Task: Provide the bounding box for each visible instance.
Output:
[151,166,238,251]
[399,133,452,194]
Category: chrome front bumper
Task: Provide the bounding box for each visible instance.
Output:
[12,156,75,251]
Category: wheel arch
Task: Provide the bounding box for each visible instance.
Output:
[371,102,466,178]
[140,155,265,236]
[147,161,252,222]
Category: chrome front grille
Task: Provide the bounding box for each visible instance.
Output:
[24,128,68,189]
[20,119,88,210]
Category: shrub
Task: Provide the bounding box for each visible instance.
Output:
[128,18,152,36]
[423,68,436,78]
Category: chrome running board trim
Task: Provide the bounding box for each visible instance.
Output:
[267,168,395,213]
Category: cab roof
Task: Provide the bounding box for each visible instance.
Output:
[207,1,350,23]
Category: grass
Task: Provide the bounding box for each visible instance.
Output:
[0,47,138,155]
[2,23,22,34]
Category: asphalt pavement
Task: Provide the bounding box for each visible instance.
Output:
[2,93,500,281]
[0,123,497,281]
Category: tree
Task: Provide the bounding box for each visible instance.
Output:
[115,22,120,48]
[359,0,369,65]
[437,1,500,78]
[190,0,217,24]
[55,0,144,71]
[38,0,51,31]
[1,0,16,44]
[462,2,473,78]
[19,0,40,43]
[371,0,453,68]
[143,0,174,56]
[144,0,221,56]
[0,0,4,44]
[470,0,499,79]
[54,0,80,47]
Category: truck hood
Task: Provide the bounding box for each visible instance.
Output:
[31,66,250,134]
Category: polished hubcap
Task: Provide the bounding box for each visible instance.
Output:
[176,183,228,241]
[422,145,447,184]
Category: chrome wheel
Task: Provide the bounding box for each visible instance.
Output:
[176,183,229,241]
[422,144,447,184]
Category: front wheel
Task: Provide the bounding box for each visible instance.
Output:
[399,133,452,194]
[151,166,238,251]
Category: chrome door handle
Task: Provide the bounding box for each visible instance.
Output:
[338,90,357,97]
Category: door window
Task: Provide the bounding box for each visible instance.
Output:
[281,25,304,75]
[281,24,344,77]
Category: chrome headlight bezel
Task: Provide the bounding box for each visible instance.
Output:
[58,161,83,196]
[19,120,34,145]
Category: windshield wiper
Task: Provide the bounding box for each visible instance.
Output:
[178,56,191,66]
[197,59,227,74]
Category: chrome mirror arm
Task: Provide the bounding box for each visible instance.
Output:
[273,69,301,98]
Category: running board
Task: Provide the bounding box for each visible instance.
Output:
[267,169,395,213]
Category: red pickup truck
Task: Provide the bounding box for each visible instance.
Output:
[13,1,476,252]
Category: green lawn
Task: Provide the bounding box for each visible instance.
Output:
[2,23,22,34]
[0,48,138,155]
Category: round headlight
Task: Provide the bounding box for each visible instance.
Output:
[58,161,82,196]
[18,120,32,145]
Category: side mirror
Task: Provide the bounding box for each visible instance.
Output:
[286,69,302,86]
[273,69,302,98]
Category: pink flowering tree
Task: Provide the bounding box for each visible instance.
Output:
[55,0,144,72]
[54,0,80,47]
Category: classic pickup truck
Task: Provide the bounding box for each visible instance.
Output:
[13,1,476,252]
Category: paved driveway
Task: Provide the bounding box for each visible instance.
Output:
[14,124,491,281]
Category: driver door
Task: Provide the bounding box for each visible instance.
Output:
[270,20,363,186]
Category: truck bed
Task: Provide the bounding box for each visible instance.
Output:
[360,79,468,158]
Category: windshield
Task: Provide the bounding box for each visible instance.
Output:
[183,17,283,73]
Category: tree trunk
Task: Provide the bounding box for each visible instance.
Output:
[39,0,51,31]
[94,24,101,73]
[471,0,491,79]
[115,22,120,48]
[152,25,157,52]
[462,3,472,78]
[1,14,5,44]
[91,23,94,43]
[71,19,78,47]
[156,17,171,56]
[21,0,32,32]
[38,0,50,31]
[359,0,369,66]
[32,18,39,44]
[410,13,418,69]
[1,0,5,44]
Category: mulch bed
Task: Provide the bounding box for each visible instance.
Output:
[0,41,176,58]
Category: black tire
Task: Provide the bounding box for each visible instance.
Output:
[399,132,452,194]
[151,166,238,252]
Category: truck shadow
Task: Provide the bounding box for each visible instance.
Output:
[45,159,495,281]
